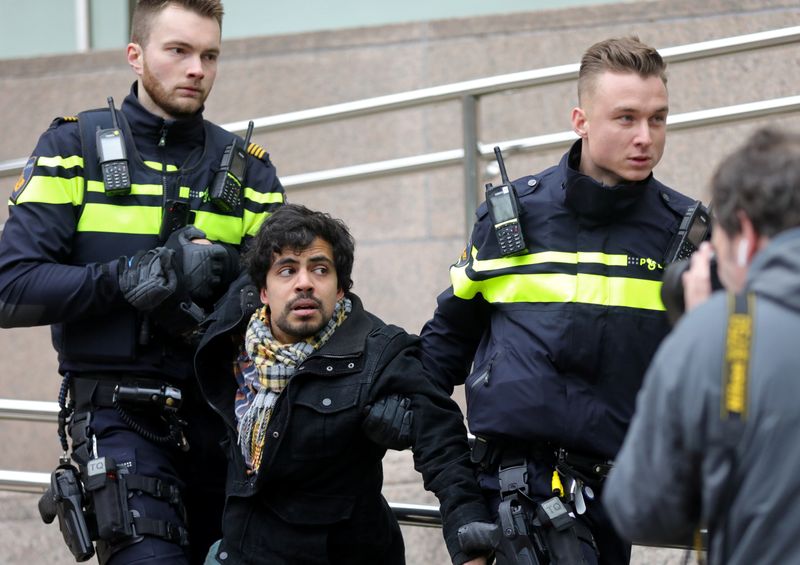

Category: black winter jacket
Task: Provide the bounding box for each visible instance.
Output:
[194,278,491,564]
[421,141,694,459]
[0,83,284,380]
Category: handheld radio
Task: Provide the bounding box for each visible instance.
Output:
[96,97,131,196]
[663,201,711,264]
[485,146,527,256]
[209,120,253,212]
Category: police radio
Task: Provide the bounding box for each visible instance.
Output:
[210,120,253,212]
[663,201,711,264]
[96,97,131,196]
[486,146,527,256]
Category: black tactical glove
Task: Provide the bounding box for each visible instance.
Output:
[457,521,499,556]
[361,394,413,450]
[164,225,239,303]
[118,247,179,311]
[118,247,205,337]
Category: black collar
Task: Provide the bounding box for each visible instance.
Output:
[563,141,649,224]
[120,82,206,162]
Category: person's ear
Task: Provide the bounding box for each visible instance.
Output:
[571,107,588,138]
[259,287,269,306]
[127,43,144,76]
[736,211,757,267]
[736,239,748,267]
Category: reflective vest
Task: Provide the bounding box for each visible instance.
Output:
[421,145,694,458]
[7,94,284,379]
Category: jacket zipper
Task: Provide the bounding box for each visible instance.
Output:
[469,352,498,391]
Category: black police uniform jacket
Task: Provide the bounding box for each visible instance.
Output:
[0,83,284,381]
[421,141,694,460]
[194,278,491,565]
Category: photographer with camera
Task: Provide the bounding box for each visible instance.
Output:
[604,127,800,565]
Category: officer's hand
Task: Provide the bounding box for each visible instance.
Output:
[457,521,498,561]
[361,394,413,450]
[118,248,179,311]
[165,226,239,302]
[682,241,715,312]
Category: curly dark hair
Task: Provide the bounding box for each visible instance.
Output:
[712,127,800,238]
[244,204,355,292]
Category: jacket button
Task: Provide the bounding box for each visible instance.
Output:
[347,362,355,369]
[219,552,228,561]
[527,178,538,187]
[322,398,332,406]
[326,365,333,372]
[272,431,279,438]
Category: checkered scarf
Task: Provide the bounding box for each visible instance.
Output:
[234,298,351,471]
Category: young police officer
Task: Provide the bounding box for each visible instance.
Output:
[0,1,283,563]
[605,128,800,565]
[195,204,492,565]
[420,37,694,564]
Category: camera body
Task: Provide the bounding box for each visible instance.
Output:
[661,256,723,326]
[660,201,721,325]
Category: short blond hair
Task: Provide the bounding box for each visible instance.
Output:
[578,36,666,104]
[131,0,224,46]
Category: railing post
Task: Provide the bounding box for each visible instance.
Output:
[462,94,481,237]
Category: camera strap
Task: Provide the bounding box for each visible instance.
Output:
[711,291,755,565]
[721,292,754,427]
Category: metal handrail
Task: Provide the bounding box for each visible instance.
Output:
[279,95,800,190]
[1,25,799,180]
[219,25,800,137]
[0,400,706,548]
[0,398,59,422]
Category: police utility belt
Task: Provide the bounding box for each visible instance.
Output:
[69,373,188,451]
[40,373,190,562]
[471,436,613,485]
[460,436,608,564]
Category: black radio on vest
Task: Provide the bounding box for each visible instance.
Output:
[96,97,131,196]
[210,120,253,212]
[663,201,711,264]
[486,146,527,257]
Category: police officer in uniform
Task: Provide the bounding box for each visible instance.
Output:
[420,37,694,564]
[0,1,284,563]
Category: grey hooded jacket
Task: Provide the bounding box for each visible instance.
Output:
[603,227,800,565]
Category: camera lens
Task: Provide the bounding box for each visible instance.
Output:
[661,259,690,326]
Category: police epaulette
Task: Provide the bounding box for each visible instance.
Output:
[49,115,79,128]
[658,188,695,219]
[247,142,267,161]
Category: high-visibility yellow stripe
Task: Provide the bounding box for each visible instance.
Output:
[143,161,178,172]
[77,203,161,234]
[13,176,84,205]
[451,267,665,310]
[243,208,271,237]
[84,180,162,195]
[37,155,84,169]
[83,181,188,199]
[468,245,628,272]
[244,187,284,205]
[194,210,243,244]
